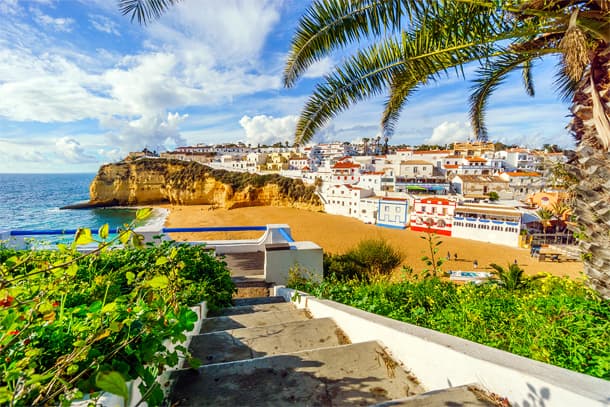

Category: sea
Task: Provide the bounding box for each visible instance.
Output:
[0,173,165,232]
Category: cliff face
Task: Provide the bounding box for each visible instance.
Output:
[89,159,323,211]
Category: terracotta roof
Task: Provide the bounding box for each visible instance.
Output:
[465,156,488,162]
[380,197,408,202]
[401,160,433,165]
[361,171,385,175]
[444,164,459,169]
[332,162,360,169]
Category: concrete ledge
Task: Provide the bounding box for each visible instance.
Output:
[275,287,609,407]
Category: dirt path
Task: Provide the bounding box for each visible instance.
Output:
[161,205,583,279]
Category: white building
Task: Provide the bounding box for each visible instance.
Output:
[376,197,409,229]
[324,184,373,218]
[451,203,522,247]
[410,196,457,236]
[397,160,434,178]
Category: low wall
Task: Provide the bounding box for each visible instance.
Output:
[275,287,609,407]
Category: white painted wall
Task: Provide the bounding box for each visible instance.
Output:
[276,287,609,407]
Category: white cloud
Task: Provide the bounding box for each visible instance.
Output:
[55,137,96,163]
[239,115,297,146]
[302,57,334,79]
[149,0,282,64]
[426,121,472,145]
[89,14,120,36]
[0,0,19,15]
[102,112,189,154]
[32,8,74,32]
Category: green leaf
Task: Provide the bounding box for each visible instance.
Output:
[125,271,135,284]
[102,302,117,313]
[131,233,144,248]
[119,230,132,245]
[65,263,78,277]
[146,275,169,289]
[74,228,94,245]
[96,371,129,404]
[136,207,153,220]
[155,256,169,266]
[98,224,109,240]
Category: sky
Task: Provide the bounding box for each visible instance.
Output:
[0,0,576,173]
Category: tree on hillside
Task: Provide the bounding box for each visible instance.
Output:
[119,0,610,298]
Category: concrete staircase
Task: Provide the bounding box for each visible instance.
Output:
[169,296,497,406]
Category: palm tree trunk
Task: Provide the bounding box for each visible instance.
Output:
[569,44,610,299]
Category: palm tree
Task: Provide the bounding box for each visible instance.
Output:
[281,1,610,298]
[362,137,370,155]
[536,207,555,239]
[120,1,610,298]
[490,263,532,291]
[550,201,571,220]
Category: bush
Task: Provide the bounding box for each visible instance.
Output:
[323,239,404,281]
[0,233,234,406]
[348,239,404,277]
[288,275,610,380]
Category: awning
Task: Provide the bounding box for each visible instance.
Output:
[406,186,427,191]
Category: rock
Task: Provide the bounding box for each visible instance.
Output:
[87,158,323,211]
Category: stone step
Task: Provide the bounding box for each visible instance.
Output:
[189,318,349,366]
[372,384,497,406]
[199,309,309,333]
[170,341,424,406]
[232,296,285,306]
[209,301,296,317]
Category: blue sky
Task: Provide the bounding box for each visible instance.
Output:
[0,0,575,173]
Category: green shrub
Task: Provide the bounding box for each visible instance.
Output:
[348,239,404,278]
[288,275,610,380]
[0,233,234,406]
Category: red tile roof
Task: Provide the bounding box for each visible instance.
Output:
[332,162,360,169]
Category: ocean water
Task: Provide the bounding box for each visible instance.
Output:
[0,173,147,231]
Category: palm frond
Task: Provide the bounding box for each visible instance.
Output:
[554,62,580,102]
[295,39,404,145]
[119,0,181,25]
[522,59,535,96]
[469,52,538,141]
[284,0,434,88]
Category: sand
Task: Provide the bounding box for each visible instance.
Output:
[161,204,584,279]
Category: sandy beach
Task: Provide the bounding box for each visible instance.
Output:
[161,204,584,279]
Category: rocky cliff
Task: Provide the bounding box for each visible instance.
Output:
[88,158,323,211]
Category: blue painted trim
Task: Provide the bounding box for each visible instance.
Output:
[454,216,464,220]
[479,219,490,223]
[506,222,519,226]
[162,226,267,233]
[376,223,407,229]
[466,218,477,222]
[491,220,504,225]
[10,228,120,236]
[278,228,295,243]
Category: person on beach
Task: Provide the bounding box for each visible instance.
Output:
[447,251,451,261]
[473,260,478,269]
[454,253,458,261]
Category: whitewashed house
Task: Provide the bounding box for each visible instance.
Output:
[330,160,361,185]
[410,196,457,236]
[397,160,434,178]
[376,197,409,229]
[324,184,373,218]
[452,203,522,247]
[451,174,511,200]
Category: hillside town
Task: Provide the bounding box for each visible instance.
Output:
[129,140,575,254]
